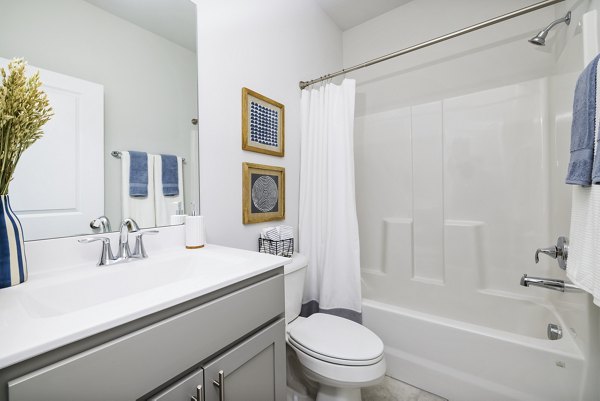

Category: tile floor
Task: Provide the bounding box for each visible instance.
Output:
[362,376,447,401]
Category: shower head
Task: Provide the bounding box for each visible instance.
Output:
[529,11,571,46]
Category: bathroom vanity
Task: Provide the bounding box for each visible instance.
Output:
[0,227,288,401]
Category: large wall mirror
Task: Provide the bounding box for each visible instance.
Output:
[0,0,199,241]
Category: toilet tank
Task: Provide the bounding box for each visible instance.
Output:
[284,253,308,326]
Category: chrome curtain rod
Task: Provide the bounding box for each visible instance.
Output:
[111,150,186,163]
[299,0,565,89]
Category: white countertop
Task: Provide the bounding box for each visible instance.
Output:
[0,233,290,370]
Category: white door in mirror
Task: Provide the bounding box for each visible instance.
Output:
[1,59,104,240]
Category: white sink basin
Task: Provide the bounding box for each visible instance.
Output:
[18,251,247,318]
[0,226,291,371]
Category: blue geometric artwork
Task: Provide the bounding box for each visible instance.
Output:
[243,88,284,157]
[249,101,279,147]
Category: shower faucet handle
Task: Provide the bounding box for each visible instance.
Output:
[535,236,568,270]
[535,247,557,262]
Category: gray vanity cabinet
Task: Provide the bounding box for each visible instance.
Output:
[3,271,286,401]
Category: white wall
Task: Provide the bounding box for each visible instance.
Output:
[0,0,198,231]
[196,0,342,250]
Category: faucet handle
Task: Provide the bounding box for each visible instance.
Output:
[534,236,568,269]
[132,230,159,258]
[78,237,115,266]
[535,247,557,263]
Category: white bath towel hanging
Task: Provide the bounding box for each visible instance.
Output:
[299,79,362,323]
[567,50,600,306]
[121,151,156,228]
[154,155,184,226]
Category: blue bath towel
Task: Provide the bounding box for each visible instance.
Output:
[566,55,600,186]
[128,151,148,197]
[161,154,179,196]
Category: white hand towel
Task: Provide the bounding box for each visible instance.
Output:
[567,52,600,306]
[262,226,280,241]
[568,187,600,306]
[154,155,185,227]
[121,151,156,228]
[279,225,294,240]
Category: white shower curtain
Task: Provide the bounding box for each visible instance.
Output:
[299,79,362,323]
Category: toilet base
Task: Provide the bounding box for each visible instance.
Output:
[315,384,361,401]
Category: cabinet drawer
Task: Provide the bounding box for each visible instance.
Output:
[9,274,283,401]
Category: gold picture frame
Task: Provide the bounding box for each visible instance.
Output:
[242,87,285,157]
[242,162,285,224]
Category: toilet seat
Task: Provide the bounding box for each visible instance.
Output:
[287,313,384,366]
[289,338,386,387]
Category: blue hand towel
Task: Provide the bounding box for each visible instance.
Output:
[566,55,600,186]
[161,154,179,196]
[129,151,148,197]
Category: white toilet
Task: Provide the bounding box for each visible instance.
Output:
[284,254,386,401]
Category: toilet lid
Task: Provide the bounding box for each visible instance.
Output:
[288,313,384,365]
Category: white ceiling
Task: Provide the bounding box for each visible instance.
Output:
[316,0,413,31]
[83,0,197,52]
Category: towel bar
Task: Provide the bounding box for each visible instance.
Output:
[111,150,186,163]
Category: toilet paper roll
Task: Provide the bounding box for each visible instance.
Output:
[185,215,205,249]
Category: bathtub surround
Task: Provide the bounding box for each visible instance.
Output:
[340,0,600,399]
[299,79,362,323]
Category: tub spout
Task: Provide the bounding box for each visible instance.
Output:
[520,274,580,292]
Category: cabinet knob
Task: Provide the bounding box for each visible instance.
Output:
[212,370,225,401]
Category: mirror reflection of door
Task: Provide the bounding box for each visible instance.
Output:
[0,0,199,241]
[2,59,104,241]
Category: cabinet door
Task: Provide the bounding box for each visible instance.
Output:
[149,369,203,401]
[8,275,283,401]
[204,319,286,401]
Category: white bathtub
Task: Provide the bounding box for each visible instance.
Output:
[362,298,586,401]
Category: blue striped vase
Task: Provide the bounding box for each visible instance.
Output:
[0,195,27,288]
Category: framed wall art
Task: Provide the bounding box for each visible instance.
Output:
[242,87,285,157]
[242,162,285,224]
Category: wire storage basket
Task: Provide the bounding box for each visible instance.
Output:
[258,238,294,258]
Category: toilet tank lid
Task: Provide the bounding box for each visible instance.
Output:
[284,253,308,274]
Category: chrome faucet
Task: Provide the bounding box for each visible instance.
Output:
[130,230,159,259]
[117,218,140,259]
[90,215,112,233]
[520,274,580,292]
[535,236,568,270]
[79,218,158,266]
